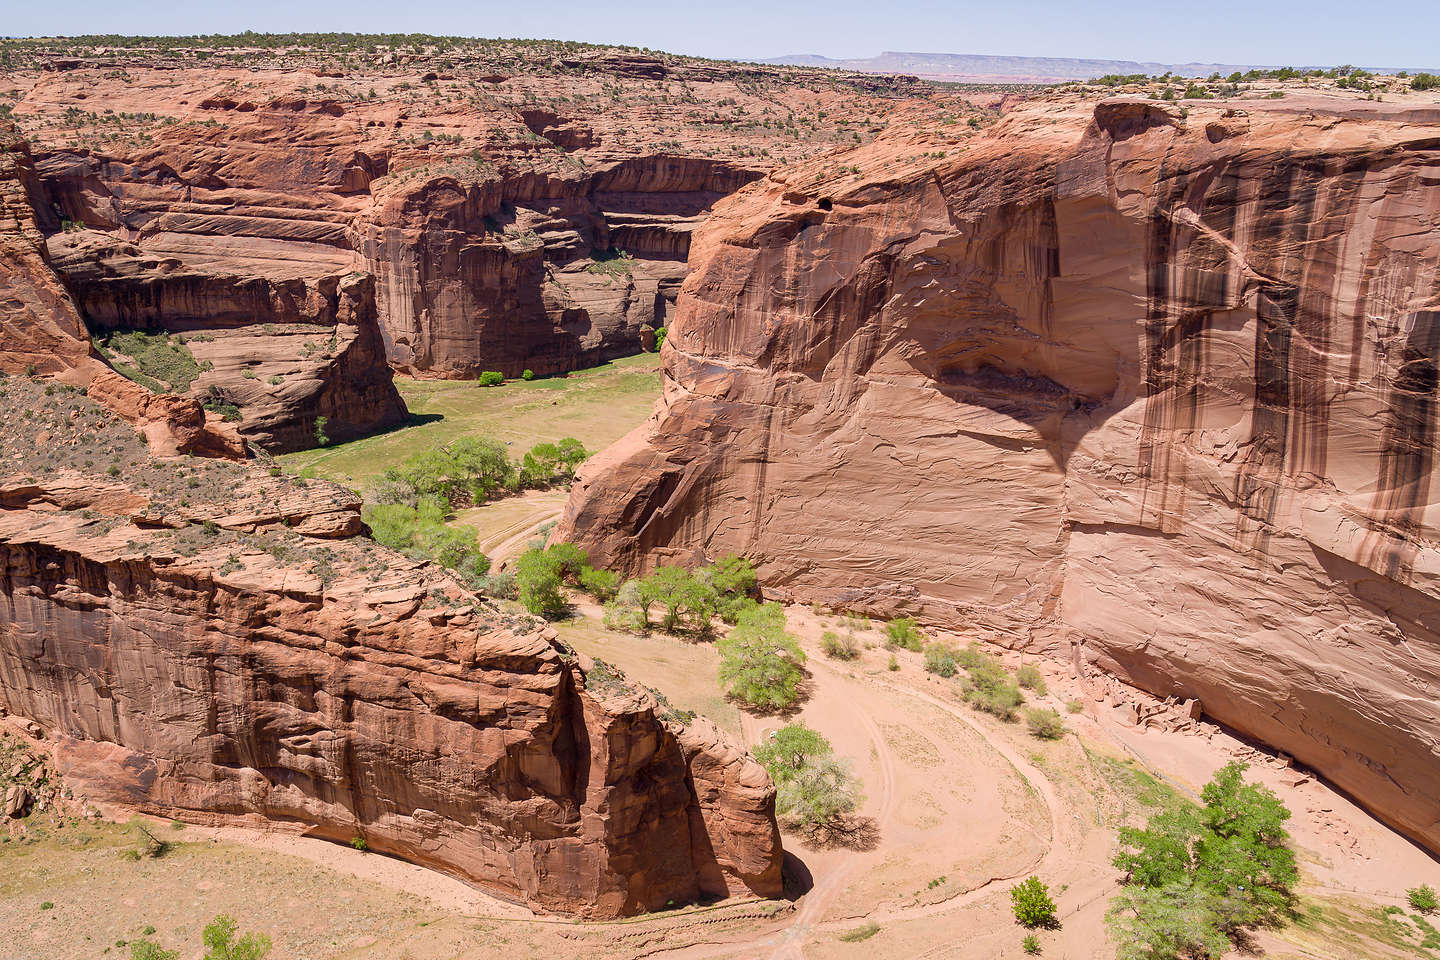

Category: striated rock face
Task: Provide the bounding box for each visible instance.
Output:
[363,155,761,378]
[0,384,781,914]
[0,123,244,458]
[559,95,1440,854]
[44,228,406,452]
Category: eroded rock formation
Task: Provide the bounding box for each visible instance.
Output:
[559,94,1440,854]
[2,44,922,390]
[0,378,781,916]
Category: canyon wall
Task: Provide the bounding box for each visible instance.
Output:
[559,96,1440,854]
[0,382,782,914]
[2,55,919,407]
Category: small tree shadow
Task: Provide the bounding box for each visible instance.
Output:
[797,814,880,852]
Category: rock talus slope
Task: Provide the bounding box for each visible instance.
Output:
[559,95,1440,853]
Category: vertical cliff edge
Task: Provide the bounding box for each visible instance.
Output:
[558,94,1440,855]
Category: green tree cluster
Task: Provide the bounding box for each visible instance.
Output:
[603,555,758,637]
[363,495,490,585]
[129,914,270,960]
[1106,763,1297,960]
[753,724,861,832]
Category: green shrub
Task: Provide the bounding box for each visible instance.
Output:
[349,835,367,851]
[884,617,924,651]
[1410,884,1439,914]
[578,566,620,602]
[717,603,806,710]
[1107,762,1297,959]
[654,326,667,350]
[887,654,899,671]
[1017,664,1046,695]
[923,642,958,677]
[479,370,504,386]
[1025,707,1065,740]
[754,724,861,830]
[521,368,535,380]
[361,496,490,585]
[202,914,271,960]
[821,630,859,660]
[313,415,329,447]
[838,921,879,942]
[1412,73,1439,91]
[1022,934,1041,955]
[130,940,179,960]
[1066,699,1084,714]
[963,661,1024,721]
[1011,876,1059,928]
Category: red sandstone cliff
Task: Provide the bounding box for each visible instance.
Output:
[559,94,1440,854]
[0,377,781,916]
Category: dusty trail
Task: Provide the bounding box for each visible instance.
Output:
[644,651,1067,960]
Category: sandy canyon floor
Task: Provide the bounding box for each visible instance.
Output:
[4,359,1438,960]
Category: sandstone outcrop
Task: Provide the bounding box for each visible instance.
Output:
[2,41,924,386]
[558,94,1440,855]
[0,377,781,916]
[0,122,245,458]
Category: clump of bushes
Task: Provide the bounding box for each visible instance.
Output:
[1411,72,1439,91]
[961,650,1025,721]
[1025,707,1065,740]
[923,641,958,677]
[479,370,505,386]
[367,436,589,512]
[1017,664,1047,695]
[1106,762,1297,960]
[718,602,807,710]
[821,630,859,660]
[363,496,490,585]
[754,723,861,833]
[96,328,210,394]
[1409,884,1438,914]
[884,617,924,651]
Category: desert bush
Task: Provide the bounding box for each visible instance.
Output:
[884,617,925,651]
[887,654,899,671]
[1066,699,1085,714]
[521,368,535,380]
[1025,707,1066,740]
[1410,884,1439,914]
[924,642,958,677]
[1022,933,1041,955]
[1412,72,1439,91]
[1107,762,1296,959]
[717,603,806,710]
[479,370,504,386]
[130,941,178,960]
[1017,664,1047,695]
[1011,876,1059,928]
[578,565,620,602]
[754,723,861,829]
[202,914,271,960]
[821,630,859,660]
[313,415,329,447]
[963,660,1025,721]
[838,921,879,942]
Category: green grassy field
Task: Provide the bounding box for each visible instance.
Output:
[278,353,662,489]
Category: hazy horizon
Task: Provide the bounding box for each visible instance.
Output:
[4,0,1437,71]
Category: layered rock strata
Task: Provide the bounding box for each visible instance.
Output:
[559,94,1440,854]
[0,383,781,914]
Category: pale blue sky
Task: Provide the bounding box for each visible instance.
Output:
[4,0,1436,70]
